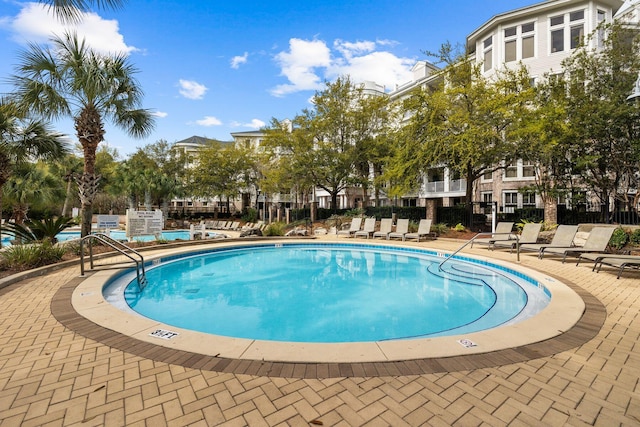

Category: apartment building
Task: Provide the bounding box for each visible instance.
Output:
[169,135,233,215]
[388,0,628,221]
[171,0,638,222]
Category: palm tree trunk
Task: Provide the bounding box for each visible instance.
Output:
[76,104,105,237]
[61,177,73,217]
[76,173,101,236]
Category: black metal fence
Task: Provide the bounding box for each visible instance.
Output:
[436,203,639,227]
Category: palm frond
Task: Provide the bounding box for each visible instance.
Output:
[41,0,125,23]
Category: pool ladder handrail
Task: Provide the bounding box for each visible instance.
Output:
[79,233,147,290]
[438,232,521,270]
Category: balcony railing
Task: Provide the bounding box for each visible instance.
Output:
[424,179,466,194]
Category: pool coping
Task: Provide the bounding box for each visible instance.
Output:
[51,239,606,378]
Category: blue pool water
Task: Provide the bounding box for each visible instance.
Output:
[56,230,197,242]
[2,230,199,245]
[109,243,550,343]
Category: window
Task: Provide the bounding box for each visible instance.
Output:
[522,36,534,58]
[504,192,518,212]
[482,170,493,181]
[503,27,516,63]
[482,192,493,213]
[522,192,536,206]
[570,11,584,49]
[503,23,535,63]
[551,10,585,53]
[505,40,517,62]
[522,160,536,177]
[550,15,564,52]
[570,10,584,21]
[521,22,535,59]
[597,10,606,48]
[570,25,584,49]
[505,164,518,178]
[504,192,518,205]
[483,36,493,71]
[551,32,564,52]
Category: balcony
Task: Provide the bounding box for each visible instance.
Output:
[424,179,467,196]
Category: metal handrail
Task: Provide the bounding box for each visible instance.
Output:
[79,233,147,289]
[438,232,520,270]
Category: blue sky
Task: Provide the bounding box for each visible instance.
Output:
[0,0,537,157]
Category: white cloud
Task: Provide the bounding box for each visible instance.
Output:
[327,51,415,90]
[6,2,136,55]
[230,52,248,69]
[333,39,376,59]
[230,119,266,129]
[194,116,222,127]
[271,38,415,96]
[270,38,331,97]
[151,111,168,118]
[178,79,208,100]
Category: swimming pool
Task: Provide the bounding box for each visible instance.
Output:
[57,229,201,242]
[106,243,550,344]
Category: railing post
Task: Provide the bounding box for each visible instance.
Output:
[80,239,85,276]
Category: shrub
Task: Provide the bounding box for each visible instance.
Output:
[324,215,346,230]
[516,219,543,233]
[454,223,466,232]
[0,241,66,269]
[344,208,364,217]
[242,208,259,223]
[609,228,629,250]
[629,229,640,246]
[2,217,75,244]
[431,223,450,236]
[263,222,286,236]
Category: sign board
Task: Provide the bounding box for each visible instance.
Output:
[96,215,120,230]
[126,209,163,238]
[149,329,178,340]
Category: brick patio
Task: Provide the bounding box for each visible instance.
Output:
[0,238,638,426]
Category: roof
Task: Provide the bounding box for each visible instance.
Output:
[230,130,266,138]
[174,135,232,147]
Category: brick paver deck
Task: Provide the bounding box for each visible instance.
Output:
[0,238,638,426]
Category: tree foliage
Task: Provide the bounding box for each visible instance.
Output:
[11,32,155,236]
[191,142,257,211]
[559,22,640,220]
[389,54,533,206]
[263,77,396,210]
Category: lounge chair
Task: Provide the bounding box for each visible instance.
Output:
[519,224,579,258]
[588,254,640,279]
[337,217,362,237]
[388,219,409,241]
[372,218,393,239]
[541,226,616,262]
[404,219,435,242]
[470,222,514,248]
[354,218,376,239]
[492,222,542,252]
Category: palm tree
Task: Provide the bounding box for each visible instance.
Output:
[3,163,64,224]
[0,99,68,247]
[40,0,125,23]
[50,154,84,217]
[12,32,155,236]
